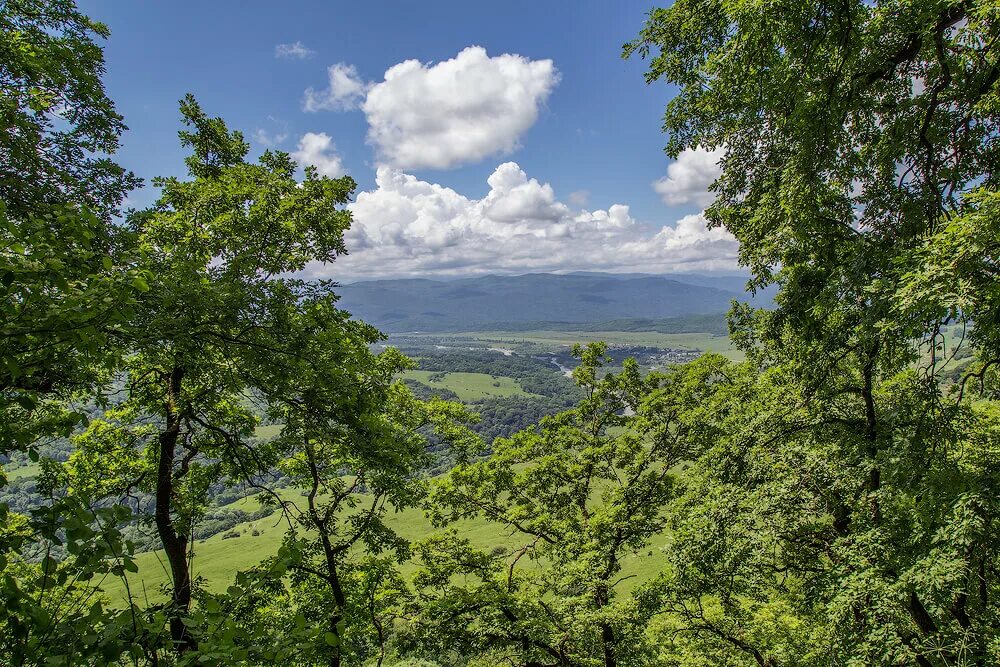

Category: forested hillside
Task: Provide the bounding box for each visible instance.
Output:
[1,1,998,666]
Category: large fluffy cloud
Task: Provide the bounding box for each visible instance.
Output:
[304,47,558,170]
[653,147,724,206]
[316,162,738,279]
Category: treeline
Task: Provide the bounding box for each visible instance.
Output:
[447,312,732,335]
[2,1,1000,667]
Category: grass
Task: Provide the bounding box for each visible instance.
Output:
[99,499,518,605]
[100,467,689,605]
[401,370,534,401]
[253,424,283,440]
[4,462,40,481]
[100,500,671,606]
[96,328,716,605]
[406,330,744,361]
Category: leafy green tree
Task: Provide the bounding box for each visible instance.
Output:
[411,343,710,667]
[627,0,1000,663]
[0,2,149,664]
[67,96,358,655]
[625,0,999,372]
[245,312,476,666]
[1,0,142,456]
[1,0,139,220]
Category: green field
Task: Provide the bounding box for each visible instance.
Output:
[405,330,743,360]
[100,497,524,605]
[99,492,670,606]
[401,370,534,400]
[253,423,283,440]
[4,462,40,481]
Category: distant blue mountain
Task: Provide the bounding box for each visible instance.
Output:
[335,272,772,332]
[565,271,759,293]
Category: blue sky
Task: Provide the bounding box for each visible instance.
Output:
[82,0,737,280]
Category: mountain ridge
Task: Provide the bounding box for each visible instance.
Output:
[335,272,770,332]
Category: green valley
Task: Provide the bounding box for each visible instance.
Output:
[2,1,998,666]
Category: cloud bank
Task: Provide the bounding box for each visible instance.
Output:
[313,162,737,279]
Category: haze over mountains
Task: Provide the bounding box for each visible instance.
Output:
[336,272,771,332]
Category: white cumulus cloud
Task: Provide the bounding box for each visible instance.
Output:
[314,162,738,279]
[359,46,559,169]
[303,63,369,112]
[275,41,315,59]
[290,132,346,178]
[653,146,724,207]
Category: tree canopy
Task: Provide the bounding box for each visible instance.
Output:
[625,0,1000,664]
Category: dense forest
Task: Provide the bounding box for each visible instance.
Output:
[2,0,999,665]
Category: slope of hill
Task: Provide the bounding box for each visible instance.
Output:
[335,272,764,332]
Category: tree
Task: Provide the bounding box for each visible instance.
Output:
[410,344,710,667]
[1,2,147,664]
[627,0,1000,663]
[1,0,138,220]
[231,304,477,666]
[1,0,142,456]
[625,0,998,367]
[67,96,358,655]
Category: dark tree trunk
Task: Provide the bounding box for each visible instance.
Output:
[594,584,616,667]
[154,366,194,652]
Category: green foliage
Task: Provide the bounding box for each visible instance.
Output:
[0,2,151,663]
[626,0,1000,664]
[183,306,481,664]
[0,498,155,666]
[407,344,707,666]
[2,0,1000,665]
[0,0,139,219]
[0,0,145,454]
[62,94,363,656]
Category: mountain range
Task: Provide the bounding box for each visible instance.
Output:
[335,272,771,332]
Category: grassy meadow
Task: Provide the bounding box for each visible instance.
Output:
[404,330,743,360]
[400,370,535,400]
[98,488,672,606]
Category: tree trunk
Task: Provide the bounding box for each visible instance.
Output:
[594,584,616,667]
[154,366,194,652]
